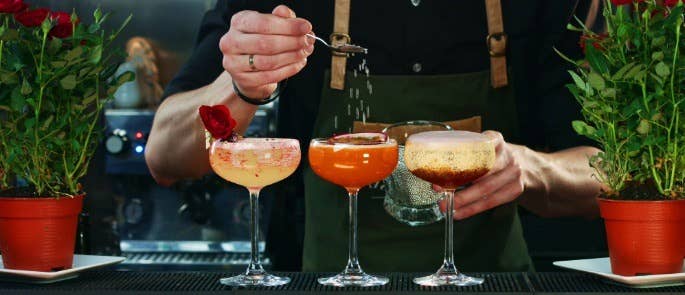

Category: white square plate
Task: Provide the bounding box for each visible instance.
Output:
[0,254,125,284]
[554,257,685,288]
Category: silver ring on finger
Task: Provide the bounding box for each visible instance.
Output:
[248,54,257,71]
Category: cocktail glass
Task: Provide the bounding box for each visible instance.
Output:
[309,136,398,287]
[381,121,452,226]
[404,131,496,286]
[209,138,301,286]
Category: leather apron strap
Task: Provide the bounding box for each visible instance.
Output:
[330,0,508,89]
[485,0,508,88]
[330,0,351,90]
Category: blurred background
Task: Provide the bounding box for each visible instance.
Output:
[30,0,606,272]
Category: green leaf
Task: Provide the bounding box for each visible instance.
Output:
[601,88,617,98]
[24,118,35,130]
[655,62,670,78]
[65,47,84,62]
[47,38,63,55]
[51,61,66,68]
[60,75,77,90]
[0,72,18,85]
[652,51,664,61]
[612,62,635,80]
[624,64,644,80]
[637,119,650,135]
[568,70,589,92]
[588,72,605,90]
[41,115,54,131]
[572,120,597,137]
[90,45,102,64]
[585,44,609,74]
[652,36,666,48]
[20,79,32,95]
[10,87,23,110]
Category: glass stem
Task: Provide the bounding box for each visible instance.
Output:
[344,191,363,274]
[441,189,457,274]
[247,188,265,275]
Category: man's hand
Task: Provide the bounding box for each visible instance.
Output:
[220,5,314,98]
[437,131,530,220]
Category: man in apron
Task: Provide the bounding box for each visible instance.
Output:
[147,0,603,272]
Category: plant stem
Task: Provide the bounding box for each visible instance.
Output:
[667,17,682,194]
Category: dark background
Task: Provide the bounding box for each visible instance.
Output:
[28,0,607,272]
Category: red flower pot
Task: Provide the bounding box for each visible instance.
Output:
[599,198,685,276]
[0,195,83,271]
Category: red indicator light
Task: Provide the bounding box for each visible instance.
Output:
[135,132,144,140]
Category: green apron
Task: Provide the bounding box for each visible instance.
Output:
[302,69,533,272]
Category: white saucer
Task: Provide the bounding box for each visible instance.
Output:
[0,254,125,284]
[554,257,685,288]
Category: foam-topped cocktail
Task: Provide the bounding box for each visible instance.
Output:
[309,133,398,287]
[210,138,301,286]
[404,131,495,286]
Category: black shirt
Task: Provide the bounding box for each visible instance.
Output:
[165,0,593,151]
[164,0,594,270]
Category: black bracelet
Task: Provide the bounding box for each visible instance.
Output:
[233,80,286,106]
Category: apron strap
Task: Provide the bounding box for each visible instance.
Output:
[330,0,351,90]
[485,0,509,88]
[330,0,508,89]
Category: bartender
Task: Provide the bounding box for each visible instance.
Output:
[146,0,602,272]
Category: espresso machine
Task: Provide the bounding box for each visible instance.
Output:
[103,105,277,271]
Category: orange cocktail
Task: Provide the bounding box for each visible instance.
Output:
[309,141,398,192]
[308,134,398,287]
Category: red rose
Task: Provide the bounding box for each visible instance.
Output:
[579,33,607,54]
[14,8,48,27]
[0,0,26,13]
[199,105,237,141]
[665,0,681,7]
[49,11,77,38]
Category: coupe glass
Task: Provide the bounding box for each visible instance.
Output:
[404,131,495,286]
[309,136,398,287]
[209,138,301,286]
[381,121,452,226]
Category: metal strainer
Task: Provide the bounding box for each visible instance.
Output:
[381,121,452,226]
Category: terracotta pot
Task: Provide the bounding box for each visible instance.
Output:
[599,198,685,276]
[0,195,83,271]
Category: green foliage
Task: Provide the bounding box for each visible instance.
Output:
[0,8,132,197]
[561,0,685,199]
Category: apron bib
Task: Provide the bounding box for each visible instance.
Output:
[302,69,533,272]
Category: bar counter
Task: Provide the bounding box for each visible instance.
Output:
[1,270,684,294]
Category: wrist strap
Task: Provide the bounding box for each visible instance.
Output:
[233,80,286,106]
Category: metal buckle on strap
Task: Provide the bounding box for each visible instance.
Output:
[486,32,507,57]
[330,32,351,57]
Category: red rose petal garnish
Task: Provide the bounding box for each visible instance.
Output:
[199,105,238,141]
[328,132,388,145]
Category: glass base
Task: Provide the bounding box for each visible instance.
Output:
[219,273,291,287]
[413,272,483,287]
[318,272,389,287]
[383,196,444,226]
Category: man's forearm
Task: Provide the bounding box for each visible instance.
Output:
[517,145,602,218]
[145,72,259,186]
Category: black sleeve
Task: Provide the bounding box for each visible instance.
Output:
[162,0,246,99]
[527,0,596,151]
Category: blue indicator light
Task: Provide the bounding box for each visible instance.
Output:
[135,145,144,154]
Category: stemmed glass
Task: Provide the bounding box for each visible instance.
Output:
[381,121,452,226]
[404,131,495,286]
[209,138,301,286]
[309,135,398,287]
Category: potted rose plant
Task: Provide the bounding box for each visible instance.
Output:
[558,0,685,276]
[0,0,132,271]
